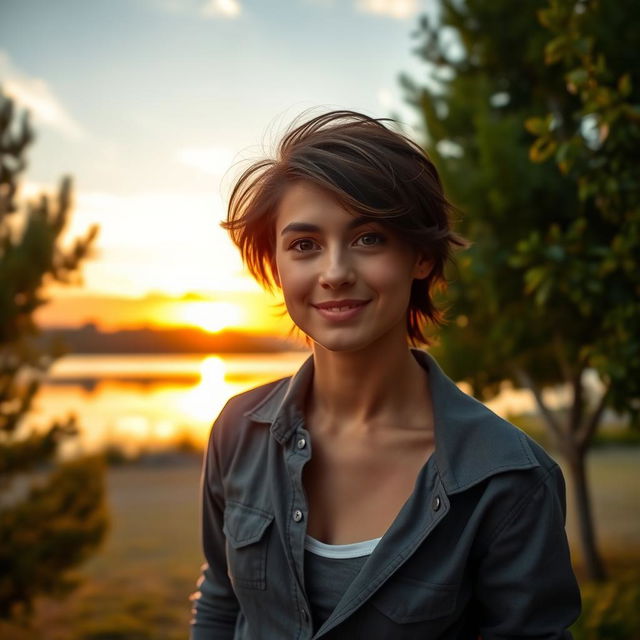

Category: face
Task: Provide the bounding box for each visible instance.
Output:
[273,181,431,353]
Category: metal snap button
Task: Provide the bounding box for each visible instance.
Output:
[293,509,304,522]
[297,437,307,450]
[432,495,441,511]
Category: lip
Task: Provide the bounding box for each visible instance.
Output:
[312,299,370,310]
[311,299,371,322]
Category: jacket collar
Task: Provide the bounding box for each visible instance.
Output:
[244,347,539,494]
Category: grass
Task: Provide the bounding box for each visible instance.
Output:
[1,445,638,639]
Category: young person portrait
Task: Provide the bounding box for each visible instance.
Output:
[189,109,581,639]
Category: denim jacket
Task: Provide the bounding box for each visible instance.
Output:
[189,348,581,639]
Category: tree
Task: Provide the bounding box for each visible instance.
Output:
[0,87,109,621]
[399,0,639,581]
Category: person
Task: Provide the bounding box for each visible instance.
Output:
[189,109,581,639]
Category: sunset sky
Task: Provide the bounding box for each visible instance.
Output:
[1,0,436,335]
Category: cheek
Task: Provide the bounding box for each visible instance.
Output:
[366,255,416,293]
[275,256,311,302]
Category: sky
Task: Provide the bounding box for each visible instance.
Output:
[0,0,437,333]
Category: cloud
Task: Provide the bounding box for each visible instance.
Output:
[175,146,234,176]
[0,51,85,139]
[201,0,242,18]
[356,0,420,19]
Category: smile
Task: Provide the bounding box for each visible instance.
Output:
[312,300,370,322]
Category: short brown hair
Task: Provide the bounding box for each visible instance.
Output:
[221,109,468,346]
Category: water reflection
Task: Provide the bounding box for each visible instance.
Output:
[38,352,311,457]
[177,356,234,430]
[33,350,576,458]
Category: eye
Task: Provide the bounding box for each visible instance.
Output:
[355,232,386,247]
[289,238,319,252]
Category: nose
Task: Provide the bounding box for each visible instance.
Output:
[318,248,356,289]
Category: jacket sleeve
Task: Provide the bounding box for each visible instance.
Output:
[474,463,581,639]
[189,408,240,639]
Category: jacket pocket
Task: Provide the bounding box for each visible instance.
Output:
[369,575,457,623]
[223,500,274,591]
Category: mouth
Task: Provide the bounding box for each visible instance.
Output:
[311,300,371,322]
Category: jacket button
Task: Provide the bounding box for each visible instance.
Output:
[293,509,304,522]
[297,437,307,450]
[432,495,441,511]
[301,607,309,622]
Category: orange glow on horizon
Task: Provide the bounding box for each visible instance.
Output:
[165,301,246,333]
[35,287,294,336]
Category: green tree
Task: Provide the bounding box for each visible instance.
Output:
[0,87,108,621]
[399,0,639,581]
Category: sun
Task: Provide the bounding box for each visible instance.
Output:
[174,301,245,333]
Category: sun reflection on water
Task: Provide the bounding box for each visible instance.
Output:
[35,352,310,457]
[177,356,235,433]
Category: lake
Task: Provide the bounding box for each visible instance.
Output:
[33,350,588,458]
[36,352,311,457]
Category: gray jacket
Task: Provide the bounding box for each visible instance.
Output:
[190,348,581,639]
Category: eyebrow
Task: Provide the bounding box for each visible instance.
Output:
[280,215,380,236]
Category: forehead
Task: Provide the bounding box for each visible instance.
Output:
[274,181,360,231]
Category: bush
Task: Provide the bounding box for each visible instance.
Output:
[572,571,640,640]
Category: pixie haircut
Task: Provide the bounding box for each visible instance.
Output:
[221,109,467,346]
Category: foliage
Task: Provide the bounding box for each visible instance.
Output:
[0,86,108,620]
[399,0,639,580]
[572,571,640,640]
[523,0,640,424]
[399,0,583,396]
[0,456,108,616]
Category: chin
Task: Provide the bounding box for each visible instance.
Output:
[313,339,366,354]
[299,327,365,354]
[291,311,406,354]
[308,328,392,355]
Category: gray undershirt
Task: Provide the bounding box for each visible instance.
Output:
[303,535,381,632]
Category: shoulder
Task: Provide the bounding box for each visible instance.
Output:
[435,383,559,496]
[465,411,568,533]
[471,402,563,493]
[443,405,569,554]
[417,348,560,494]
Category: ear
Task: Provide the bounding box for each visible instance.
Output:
[412,253,432,280]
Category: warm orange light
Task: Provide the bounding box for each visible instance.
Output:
[173,301,245,333]
[177,356,234,427]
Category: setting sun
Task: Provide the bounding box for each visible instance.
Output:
[172,301,245,333]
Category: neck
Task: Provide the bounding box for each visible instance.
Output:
[308,338,431,435]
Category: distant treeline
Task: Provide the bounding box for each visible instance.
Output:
[37,323,303,354]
